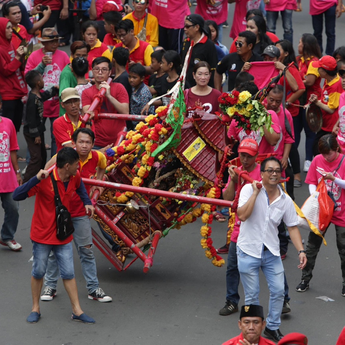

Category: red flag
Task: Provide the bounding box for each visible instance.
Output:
[249,61,280,89]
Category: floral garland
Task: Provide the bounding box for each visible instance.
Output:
[218,91,272,136]
[200,187,225,267]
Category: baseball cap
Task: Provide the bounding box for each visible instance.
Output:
[238,139,259,156]
[278,332,308,345]
[103,1,123,13]
[239,305,264,320]
[185,14,205,33]
[262,45,280,58]
[312,55,337,71]
[61,88,80,103]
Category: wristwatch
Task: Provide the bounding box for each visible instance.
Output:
[16,169,21,174]
[298,250,306,255]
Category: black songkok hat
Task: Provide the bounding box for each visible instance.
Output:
[240,305,264,320]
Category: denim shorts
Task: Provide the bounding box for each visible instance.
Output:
[32,241,75,280]
[72,216,93,248]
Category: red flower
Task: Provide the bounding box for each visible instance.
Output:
[139,125,148,134]
[116,146,125,155]
[210,247,217,256]
[150,143,158,152]
[142,129,151,138]
[149,118,159,127]
[232,90,239,97]
[115,192,122,198]
[147,157,155,166]
[154,124,163,132]
[206,238,213,246]
[150,132,159,141]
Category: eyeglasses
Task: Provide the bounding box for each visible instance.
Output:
[134,0,146,3]
[263,169,282,175]
[117,32,129,39]
[235,41,244,48]
[92,67,109,73]
[184,24,196,29]
[339,69,345,78]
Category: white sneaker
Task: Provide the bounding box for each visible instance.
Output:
[304,160,311,172]
[0,239,22,251]
[88,288,112,302]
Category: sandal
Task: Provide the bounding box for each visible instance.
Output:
[213,211,227,222]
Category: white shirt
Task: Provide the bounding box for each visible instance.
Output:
[237,184,298,259]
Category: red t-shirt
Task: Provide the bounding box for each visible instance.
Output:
[28,168,82,245]
[297,55,322,100]
[12,25,29,50]
[185,88,221,115]
[278,64,305,117]
[310,0,337,15]
[103,33,120,47]
[34,0,62,11]
[82,83,129,147]
[70,150,107,218]
[195,0,228,25]
[0,117,19,193]
[319,75,343,132]
[53,114,95,152]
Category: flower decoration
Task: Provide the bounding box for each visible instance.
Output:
[200,187,225,267]
[218,91,272,136]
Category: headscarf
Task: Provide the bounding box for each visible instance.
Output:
[0,18,12,51]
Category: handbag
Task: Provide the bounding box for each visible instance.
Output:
[328,155,344,210]
[51,174,75,241]
[137,14,148,42]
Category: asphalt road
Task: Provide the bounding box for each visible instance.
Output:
[1,1,345,344]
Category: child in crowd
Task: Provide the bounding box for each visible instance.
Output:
[129,63,154,122]
[103,11,123,50]
[23,70,58,182]
[72,57,92,104]
[113,47,132,99]
[148,49,166,96]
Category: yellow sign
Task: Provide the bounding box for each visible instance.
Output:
[182,137,206,162]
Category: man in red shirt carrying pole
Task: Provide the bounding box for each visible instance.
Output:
[13,147,96,324]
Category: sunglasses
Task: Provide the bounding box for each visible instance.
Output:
[339,69,345,78]
[134,0,146,4]
[235,41,244,48]
[184,24,196,29]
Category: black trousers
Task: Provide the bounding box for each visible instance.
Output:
[2,99,23,132]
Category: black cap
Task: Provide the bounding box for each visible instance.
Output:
[185,14,205,33]
[240,305,264,320]
[262,45,281,58]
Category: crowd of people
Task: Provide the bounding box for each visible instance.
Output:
[0,0,344,342]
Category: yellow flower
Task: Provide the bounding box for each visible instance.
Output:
[125,191,134,197]
[126,131,135,139]
[117,194,128,203]
[158,154,164,160]
[205,250,213,259]
[155,106,167,114]
[160,127,168,135]
[127,144,136,151]
[141,154,149,165]
[145,114,156,124]
[132,177,142,186]
[227,107,236,116]
[135,122,146,131]
[200,225,209,237]
[237,107,245,115]
[184,213,193,223]
[192,208,202,217]
[246,103,254,112]
[238,91,251,103]
[138,166,147,178]
[145,141,152,152]
[201,213,209,223]
[212,258,225,267]
[200,239,208,249]
[201,204,211,212]
[132,133,143,144]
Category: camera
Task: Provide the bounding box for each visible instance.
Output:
[40,5,48,11]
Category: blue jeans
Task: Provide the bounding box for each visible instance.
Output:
[266,10,293,43]
[32,241,75,280]
[312,5,336,56]
[0,193,19,241]
[44,216,99,293]
[237,247,284,330]
[226,242,240,305]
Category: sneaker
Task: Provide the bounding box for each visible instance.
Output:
[217,244,229,255]
[342,286,345,297]
[88,288,112,303]
[219,301,238,316]
[304,160,311,172]
[282,301,291,314]
[222,21,229,28]
[0,239,22,251]
[296,280,309,292]
[41,287,57,301]
[264,327,284,342]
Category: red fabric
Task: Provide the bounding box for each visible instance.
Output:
[278,64,305,117]
[70,151,102,218]
[223,333,275,345]
[248,61,280,89]
[34,0,62,11]
[12,25,29,50]
[95,0,123,20]
[28,168,81,245]
[195,0,228,25]
[53,114,95,152]
[265,0,288,11]
[0,18,27,100]
[336,327,345,345]
[185,88,221,114]
[103,33,120,47]
[82,83,129,147]
[0,117,20,193]
[230,32,280,53]
[87,42,111,71]
[310,0,337,15]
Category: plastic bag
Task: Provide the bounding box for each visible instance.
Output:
[298,179,334,234]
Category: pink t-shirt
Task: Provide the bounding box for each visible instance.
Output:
[337,93,345,152]
[265,0,288,11]
[230,0,261,40]
[25,49,70,118]
[0,117,19,193]
[195,0,228,25]
[227,109,281,155]
[305,153,345,226]
[310,0,337,15]
[223,164,261,242]
[286,0,297,10]
[149,0,190,29]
